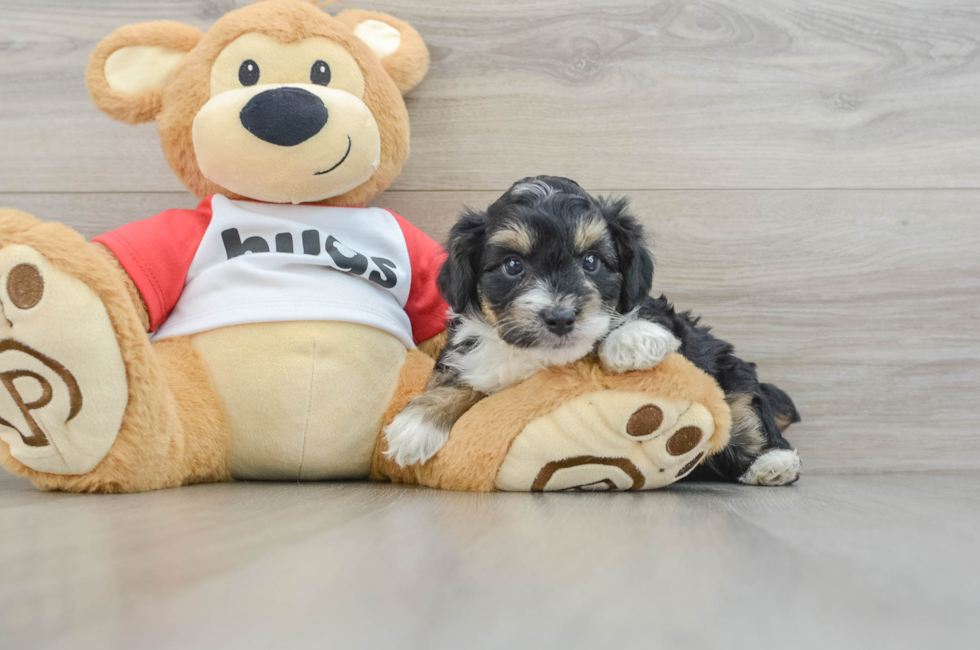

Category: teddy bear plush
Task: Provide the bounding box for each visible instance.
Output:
[0,0,731,493]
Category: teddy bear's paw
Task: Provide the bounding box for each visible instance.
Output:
[384,405,451,467]
[739,449,801,486]
[0,245,128,475]
[495,391,718,492]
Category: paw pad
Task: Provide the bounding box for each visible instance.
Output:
[675,452,705,479]
[7,263,43,310]
[531,455,645,492]
[496,391,717,492]
[626,404,663,437]
[666,426,703,456]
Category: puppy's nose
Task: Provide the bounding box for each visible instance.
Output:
[240,87,328,147]
[542,308,576,336]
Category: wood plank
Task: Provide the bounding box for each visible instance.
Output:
[3,1,980,192]
[1,473,978,648]
[2,188,977,473]
[384,189,980,474]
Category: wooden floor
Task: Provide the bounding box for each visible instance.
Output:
[1,0,979,646]
[1,470,978,649]
[2,0,979,473]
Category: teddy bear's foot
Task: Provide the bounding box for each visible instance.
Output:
[495,391,718,492]
[0,244,128,475]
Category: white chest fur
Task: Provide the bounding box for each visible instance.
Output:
[442,316,596,394]
[444,313,681,394]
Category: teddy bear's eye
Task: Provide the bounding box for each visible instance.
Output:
[310,60,331,86]
[239,60,260,86]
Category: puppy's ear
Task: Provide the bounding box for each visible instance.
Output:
[438,208,487,314]
[600,197,654,313]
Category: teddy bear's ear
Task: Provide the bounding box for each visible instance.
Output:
[86,21,204,125]
[335,10,430,94]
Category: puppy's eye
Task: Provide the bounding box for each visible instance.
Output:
[503,257,524,277]
[582,254,600,273]
[310,60,331,86]
[239,60,260,86]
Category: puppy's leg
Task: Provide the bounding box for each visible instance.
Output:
[599,318,680,373]
[738,383,800,485]
[639,295,801,485]
[692,391,800,485]
[760,382,801,433]
[740,448,801,486]
[384,379,483,467]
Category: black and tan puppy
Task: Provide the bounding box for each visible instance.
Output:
[385,176,801,485]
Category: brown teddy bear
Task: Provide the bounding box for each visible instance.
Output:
[0,0,730,493]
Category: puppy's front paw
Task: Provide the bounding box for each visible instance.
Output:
[599,320,680,373]
[384,407,451,467]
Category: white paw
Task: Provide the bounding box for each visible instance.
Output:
[384,407,451,467]
[599,320,680,373]
[739,449,801,486]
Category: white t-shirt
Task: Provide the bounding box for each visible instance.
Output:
[94,194,448,348]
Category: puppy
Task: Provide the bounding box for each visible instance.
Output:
[385,176,801,486]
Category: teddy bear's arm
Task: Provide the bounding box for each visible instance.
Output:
[91,199,213,334]
[92,242,150,331]
[417,330,447,360]
[383,210,450,355]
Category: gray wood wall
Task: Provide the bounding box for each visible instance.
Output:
[1,0,978,474]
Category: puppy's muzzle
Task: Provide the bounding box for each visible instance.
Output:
[240,87,328,147]
[541,307,577,336]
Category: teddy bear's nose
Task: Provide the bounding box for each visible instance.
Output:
[239,87,329,147]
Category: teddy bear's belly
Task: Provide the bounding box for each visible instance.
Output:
[190,321,408,480]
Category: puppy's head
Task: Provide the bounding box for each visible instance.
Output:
[439,175,654,351]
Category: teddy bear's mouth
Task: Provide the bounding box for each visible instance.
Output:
[313,136,353,176]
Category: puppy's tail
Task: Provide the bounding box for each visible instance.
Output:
[760,383,801,432]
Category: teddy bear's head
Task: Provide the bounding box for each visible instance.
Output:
[86,0,428,206]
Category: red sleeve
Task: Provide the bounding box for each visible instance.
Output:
[387,210,449,344]
[92,195,213,332]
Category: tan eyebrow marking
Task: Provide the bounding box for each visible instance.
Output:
[488,225,535,254]
[574,218,609,252]
[480,296,499,325]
